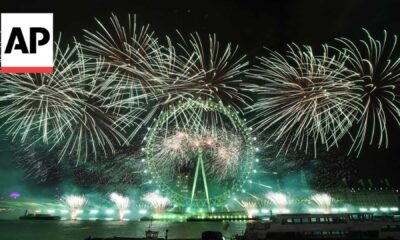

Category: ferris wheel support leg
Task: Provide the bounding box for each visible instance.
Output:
[190,153,201,205]
[199,150,210,207]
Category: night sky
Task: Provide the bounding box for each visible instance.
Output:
[1,0,400,192]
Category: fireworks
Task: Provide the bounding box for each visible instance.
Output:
[144,100,255,207]
[172,33,251,109]
[56,60,127,162]
[143,192,170,214]
[62,195,87,220]
[83,13,161,103]
[82,15,252,143]
[0,41,82,146]
[335,29,400,156]
[213,137,242,178]
[0,43,128,163]
[311,193,332,214]
[247,44,361,156]
[110,192,130,220]
[238,200,257,218]
[2,14,400,210]
[266,192,288,213]
[151,128,243,181]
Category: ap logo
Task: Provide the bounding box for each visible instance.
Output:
[1,13,53,73]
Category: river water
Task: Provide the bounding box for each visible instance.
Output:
[0,220,247,240]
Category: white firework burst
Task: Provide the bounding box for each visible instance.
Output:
[238,200,257,218]
[110,192,130,220]
[335,29,400,156]
[62,194,87,220]
[142,192,170,214]
[247,44,362,156]
[266,192,288,213]
[0,40,82,147]
[311,193,332,214]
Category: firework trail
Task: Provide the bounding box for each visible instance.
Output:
[110,192,130,220]
[0,41,129,163]
[84,15,252,141]
[266,192,288,213]
[137,33,251,142]
[247,44,361,156]
[83,14,161,103]
[82,14,173,142]
[311,193,332,213]
[334,29,400,156]
[57,58,128,163]
[143,192,170,214]
[1,15,252,154]
[172,32,251,109]
[62,195,87,220]
[82,15,196,137]
[0,40,82,147]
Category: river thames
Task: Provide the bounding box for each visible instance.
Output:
[0,220,246,240]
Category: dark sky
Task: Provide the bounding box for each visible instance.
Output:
[2,0,399,53]
[1,0,400,187]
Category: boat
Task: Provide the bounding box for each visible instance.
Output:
[187,216,261,222]
[85,230,164,240]
[19,210,61,220]
[241,213,400,239]
[19,213,61,220]
[85,230,225,240]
